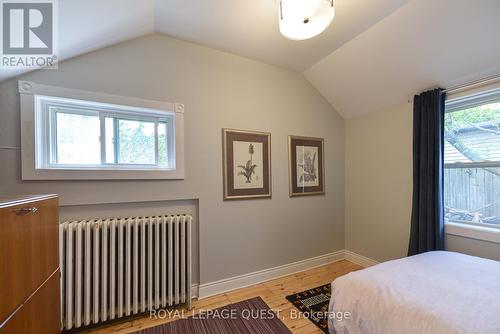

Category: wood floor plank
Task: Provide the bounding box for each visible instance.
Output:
[82,260,361,334]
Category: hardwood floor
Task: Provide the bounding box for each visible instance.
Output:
[80,260,363,334]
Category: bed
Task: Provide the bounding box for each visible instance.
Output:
[328,251,500,334]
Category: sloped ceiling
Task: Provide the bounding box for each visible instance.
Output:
[154,0,409,72]
[1,0,499,119]
[305,0,500,118]
[0,0,155,81]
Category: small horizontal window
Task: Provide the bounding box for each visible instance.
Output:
[19,81,184,180]
[36,96,175,170]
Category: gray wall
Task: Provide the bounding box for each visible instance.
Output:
[345,102,500,262]
[446,234,500,261]
[0,33,346,285]
[345,103,413,261]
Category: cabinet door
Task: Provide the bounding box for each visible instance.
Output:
[0,197,59,322]
[0,271,61,334]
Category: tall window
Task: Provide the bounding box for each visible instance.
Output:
[444,89,500,228]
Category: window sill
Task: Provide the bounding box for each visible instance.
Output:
[39,165,174,171]
[21,168,184,180]
[445,222,500,244]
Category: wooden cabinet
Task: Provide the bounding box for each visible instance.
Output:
[0,271,61,334]
[0,195,60,334]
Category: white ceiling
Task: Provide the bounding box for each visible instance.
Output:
[0,0,408,81]
[305,0,500,118]
[1,0,499,119]
[154,0,410,71]
[0,0,155,81]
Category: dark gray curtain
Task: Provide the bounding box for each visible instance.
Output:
[408,88,445,256]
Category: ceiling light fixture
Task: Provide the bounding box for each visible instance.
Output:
[279,0,335,41]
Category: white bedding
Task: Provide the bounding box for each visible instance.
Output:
[329,251,500,334]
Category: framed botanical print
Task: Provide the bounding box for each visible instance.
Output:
[222,129,272,200]
[288,136,324,197]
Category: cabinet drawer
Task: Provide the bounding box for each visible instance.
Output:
[0,197,59,322]
[0,270,61,334]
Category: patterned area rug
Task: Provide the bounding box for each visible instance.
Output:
[133,297,292,334]
[286,284,331,334]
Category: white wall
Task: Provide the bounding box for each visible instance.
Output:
[0,33,346,285]
[345,101,500,262]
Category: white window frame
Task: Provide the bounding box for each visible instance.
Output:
[19,80,185,180]
[36,96,175,169]
[444,85,500,243]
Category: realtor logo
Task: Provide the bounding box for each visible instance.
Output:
[1,0,58,69]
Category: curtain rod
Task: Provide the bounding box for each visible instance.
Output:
[443,73,500,95]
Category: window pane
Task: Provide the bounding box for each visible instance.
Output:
[56,112,100,164]
[444,100,500,226]
[445,167,500,226]
[105,117,115,163]
[444,102,500,164]
[117,119,155,164]
[158,122,168,166]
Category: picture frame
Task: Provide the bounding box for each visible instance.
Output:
[288,135,325,197]
[222,129,272,200]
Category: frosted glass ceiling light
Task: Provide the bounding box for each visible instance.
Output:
[279,0,335,40]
